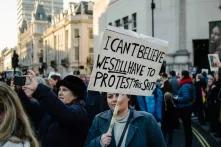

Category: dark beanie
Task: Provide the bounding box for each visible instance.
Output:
[58,75,87,100]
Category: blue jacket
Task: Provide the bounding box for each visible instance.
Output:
[152,87,163,122]
[176,83,194,108]
[136,95,148,111]
[85,109,166,147]
[138,87,163,122]
[169,76,179,95]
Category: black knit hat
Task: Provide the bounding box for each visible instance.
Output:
[58,75,87,100]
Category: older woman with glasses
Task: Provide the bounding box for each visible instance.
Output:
[206,74,220,133]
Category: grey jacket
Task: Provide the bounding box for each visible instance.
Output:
[85,109,166,147]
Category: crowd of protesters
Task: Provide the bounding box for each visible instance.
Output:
[0,70,166,147]
[129,69,221,147]
[1,68,221,147]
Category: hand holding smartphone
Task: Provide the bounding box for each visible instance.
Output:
[173,95,178,100]
[14,76,31,86]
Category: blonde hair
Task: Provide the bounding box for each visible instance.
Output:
[0,82,39,147]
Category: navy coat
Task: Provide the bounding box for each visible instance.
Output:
[19,84,89,147]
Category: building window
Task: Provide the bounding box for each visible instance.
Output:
[123,16,129,29]
[54,35,57,49]
[115,19,121,27]
[74,29,79,38]
[89,29,93,39]
[45,40,48,62]
[75,47,79,60]
[39,14,43,20]
[57,35,60,62]
[45,40,47,47]
[132,13,137,32]
[65,30,68,49]
[89,47,93,53]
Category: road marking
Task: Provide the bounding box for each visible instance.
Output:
[192,127,210,147]
[192,129,206,147]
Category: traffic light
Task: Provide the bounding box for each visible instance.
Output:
[12,51,19,68]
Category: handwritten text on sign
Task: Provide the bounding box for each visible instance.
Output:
[88,27,168,96]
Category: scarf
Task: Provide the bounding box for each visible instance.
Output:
[179,77,192,87]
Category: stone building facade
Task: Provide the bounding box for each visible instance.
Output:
[43,1,93,76]
[94,0,221,73]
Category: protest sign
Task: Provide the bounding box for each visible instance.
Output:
[88,26,168,96]
[188,66,197,75]
[201,69,209,74]
[208,54,220,71]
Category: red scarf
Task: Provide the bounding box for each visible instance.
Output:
[179,77,192,87]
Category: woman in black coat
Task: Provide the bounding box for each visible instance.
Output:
[20,70,89,147]
[206,75,219,132]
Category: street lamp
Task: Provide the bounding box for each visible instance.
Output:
[75,35,80,75]
[31,41,34,67]
[151,0,156,37]
[12,50,19,76]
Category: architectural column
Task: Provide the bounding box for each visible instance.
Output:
[33,38,38,64]
[68,25,73,73]
[178,0,186,50]
[167,0,190,73]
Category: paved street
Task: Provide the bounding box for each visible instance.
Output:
[171,118,220,147]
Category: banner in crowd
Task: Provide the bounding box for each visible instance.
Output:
[209,21,221,56]
[188,66,197,75]
[201,69,209,74]
[208,54,220,71]
[88,26,168,96]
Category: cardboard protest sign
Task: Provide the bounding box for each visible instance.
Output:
[188,66,197,75]
[208,54,220,71]
[201,69,209,74]
[88,26,168,96]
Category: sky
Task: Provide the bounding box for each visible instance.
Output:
[0,0,88,50]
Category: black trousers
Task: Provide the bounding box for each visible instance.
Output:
[178,107,193,147]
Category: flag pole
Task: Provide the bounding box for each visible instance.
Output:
[107,96,120,133]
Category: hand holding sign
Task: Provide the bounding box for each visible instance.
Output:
[101,132,112,147]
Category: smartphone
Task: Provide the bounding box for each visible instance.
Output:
[22,69,28,75]
[173,95,178,100]
[14,76,27,86]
